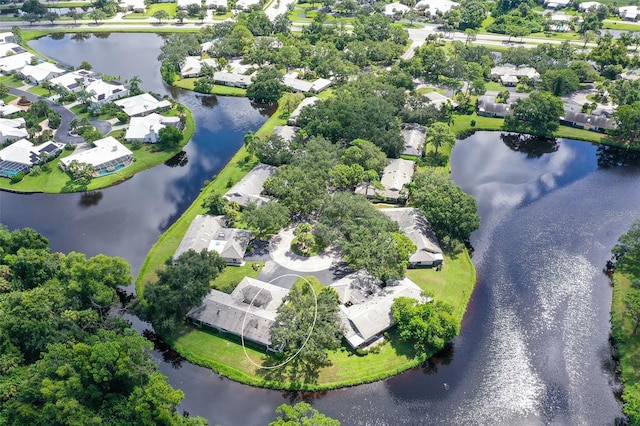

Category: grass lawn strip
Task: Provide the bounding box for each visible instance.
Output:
[173,78,247,97]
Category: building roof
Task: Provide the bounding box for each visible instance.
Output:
[86,80,127,103]
[355,158,415,200]
[188,277,289,347]
[224,163,277,207]
[175,214,253,261]
[180,56,202,77]
[0,52,35,73]
[478,101,511,116]
[287,96,319,125]
[578,1,602,10]
[0,33,15,44]
[120,0,146,9]
[0,43,23,58]
[272,125,296,143]
[236,0,260,9]
[401,123,426,157]
[125,113,179,142]
[0,138,39,166]
[490,65,540,80]
[414,0,458,15]
[423,91,458,108]
[177,0,200,8]
[562,110,614,130]
[0,104,21,117]
[380,207,443,264]
[0,120,28,141]
[213,71,253,87]
[330,271,424,348]
[500,75,519,84]
[19,62,64,83]
[205,0,228,6]
[50,69,100,91]
[60,136,133,168]
[384,2,411,15]
[115,93,172,117]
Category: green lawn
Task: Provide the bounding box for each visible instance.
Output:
[2,94,17,104]
[0,74,26,88]
[211,262,264,293]
[28,85,50,97]
[147,3,178,16]
[602,20,640,31]
[415,87,446,95]
[484,81,504,91]
[173,78,247,97]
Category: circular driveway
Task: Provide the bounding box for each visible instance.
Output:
[268,227,341,273]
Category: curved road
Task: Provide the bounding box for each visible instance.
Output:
[8,86,111,144]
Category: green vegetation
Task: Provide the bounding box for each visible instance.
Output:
[270,402,340,426]
[173,78,247,96]
[211,262,264,293]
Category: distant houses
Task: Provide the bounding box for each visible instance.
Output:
[282,73,333,94]
[0,139,63,178]
[60,137,134,177]
[213,71,253,88]
[423,91,458,109]
[330,271,424,348]
[355,158,415,202]
[86,80,129,104]
[490,65,540,85]
[188,277,289,351]
[224,163,276,208]
[175,214,254,265]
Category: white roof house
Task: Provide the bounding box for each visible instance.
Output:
[401,123,426,157]
[355,158,415,202]
[287,96,319,126]
[124,113,181,143]
[0,52,35,74]
[423,91,458,109]
[224,163,277,208]
[545,0,571,9]
[115,93,172,117]
[201,41,214,53]
[119,0,146,12]
[414,0,458,16]
[0,33,16,44]
[0,139,63,177]
[60,136,134,177]
[0,104,21,117]
[0,117,28,144]
[205,0,228,8]
[618,5,640,20]
[0,43,23,58]
[578,1,602,10]
[283,73,333,94]
[19,62,65,84]
[490,65,540,80]
[188,277,289,350]
[272,125,296,143]
[213,71,253,88]
[86,80,129,104]
[330,271,424,348]
[380,207,444,267]
[235,0,260,10]
[178,0,201,8]
[384,2,411,16]
[175,214,254,265]
[50,69,100,92]
[180,56,202,78]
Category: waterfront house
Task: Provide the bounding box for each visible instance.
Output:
[86,80,129,104]
[49,69,100,93]
[175,214,254,265]
[124,113,181,143]
[330,271,424,348]
[355,158,415,202]
[380,207,444,267]
[0,43,25,59]
[0,52,35,74]
[115,93,172,117]
[213,71,253,88]
[224,163,277,208]
[400,123,426,157]
[560,104,614,132]
[287,96,319,126]
[272,125,296,143]
[0,139,63,178]
[282,74,333,94]
[0,117,28,144]
[0,33,16,44]
[60,136,134,177]
[188,277,289,350]
[19,62,65,85]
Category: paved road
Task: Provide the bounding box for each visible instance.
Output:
[8,87,111,145]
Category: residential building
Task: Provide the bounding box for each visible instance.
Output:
[0,103,21,117]
[119,0,146,12]
[618,5,639,20]
[500,75,519,86]
[115,93,172,117]
[272,125,296,143]
[180,57,218,78]
[205,0,228,8]
[0,139,63,178]
[0,33,16,44]
[0,43,25,58]
[423,91,458,109]
[213,71,253,88]
[287,96,319,126]
[330,271,424,348]
[124,113,181,143]
[60,136,134,177]
[86,80,129,104]
[0,117,28,144]
[401,123,426,157]
[19,62,65,85]
[224,163,277,208]
[50,69,100,92]
[177,0,200,9]
[175,214,254,265]
[414,0,458,16]
[201,41,214,53]
[545,0,571,9]
[560,104,614,132]
[188,277,289,350]
[283,73,333,94]
[477,100,512,118]
[490,65,540,81]
[380,207,444,267]
[383,2,410,16]
[578,1,602,11]
[0,52,35,74]
[235,0,260,10]
[355,158,415,202]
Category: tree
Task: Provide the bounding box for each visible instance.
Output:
[21,0,47,16]
[201,192,227,215]
[139,249,226,335]
[243,201,290,239]
[197,9,207,24]
[153,10,171,24]
[613,219,640,276]
[87,9,108,24]
[67,9,83,25]
[341,139,388,175]
[409,170,479,246]
[542,68,580,96]
[246,134,293,166]
[269,402,340,426]
[0,82,8,100]
[66,160,94,182]
[270,282,343,369]
[425,122,455,159]
[392,295,458,354]
[504,92,564,137]
[44,11,59,25]
[612,101,640,147]
[625,290,640,335]
[176,10,188,23]
[25,12,40,25]
[129,75,143,96]
[247,67,285,103]
[245,10,273,36]
[79,60,93,70]
[158,125,183,150]
[460,1,485,30]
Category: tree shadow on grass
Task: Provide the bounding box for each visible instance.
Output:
[258,353,324,389]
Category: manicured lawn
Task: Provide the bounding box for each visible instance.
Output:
[0,74,26,88]
[2,94,17,104]
[122,13,148,20]
[211,262,264,293]
[602,20,640,31]
[147,3,178,16]
[527,31,581,41]
[484,81,504,91]
[554,125,606,143]
[415,87,446,95]
[28,85,50,97]
[173,78,247,97]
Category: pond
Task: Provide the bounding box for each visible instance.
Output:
[4,33,639,424]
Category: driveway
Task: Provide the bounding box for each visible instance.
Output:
[8,87,112,145]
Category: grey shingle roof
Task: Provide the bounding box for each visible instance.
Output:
[175,215,253,263]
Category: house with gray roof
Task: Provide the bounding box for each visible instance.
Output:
[330,271,424,348]
[287,96,319,126]
[560,104,614,132]
[380,207,444,268]
[355,158,415,202]
[477,96,513,118]
[401,123,426,157]
[213,71,253,88]
[224,163,277,208]
[272,125,296,143]
[176,214,253,265]
[188,277,288,350]
[423,91,458,109]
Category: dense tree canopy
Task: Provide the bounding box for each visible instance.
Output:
[504,92,564,137]
[612,101,640,147]
[243,201,291,239]
[269,401,340,426]
[247,67,286,103]
[542,68,580,96]
[0,227,204,425]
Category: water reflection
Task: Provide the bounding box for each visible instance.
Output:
[597,144,640,168]
[78,191,103,208]
[500,133,559,158]
[143,329,185,369]
[165,151,189,168]
[70,33,92,42]
[199,94,218,108]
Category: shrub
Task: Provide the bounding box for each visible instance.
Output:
[17,97,31,106]
[470,119,476,127]
[10,172,24,183]
[130,140,142,150]
[29,165,41,176]
[116,112,129,124]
